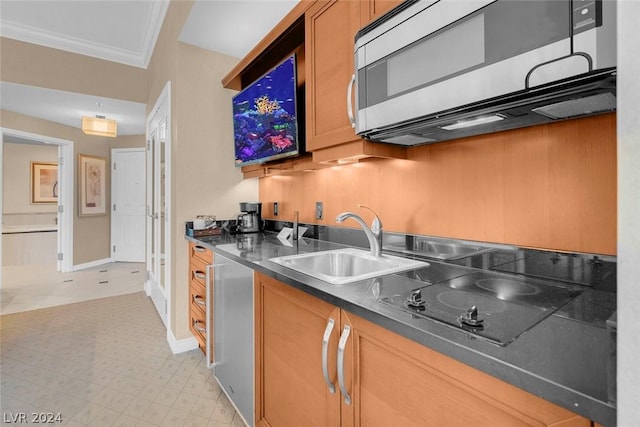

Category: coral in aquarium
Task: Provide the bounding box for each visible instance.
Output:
[233,95,297,163]
[254,95,281,115]
[268,134,294,151]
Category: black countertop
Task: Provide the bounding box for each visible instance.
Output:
[186,229,616,426]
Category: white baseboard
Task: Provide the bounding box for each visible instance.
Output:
[167,328,199,354]
[71,257,114,271]
[144,280,151,296]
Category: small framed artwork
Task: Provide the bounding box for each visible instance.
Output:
[78,154,106,216]
[31,162,58,204]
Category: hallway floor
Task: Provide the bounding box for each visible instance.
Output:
[1,262,145,315]
[0,292,244,426]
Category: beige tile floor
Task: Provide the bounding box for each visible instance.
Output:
[0,276,243,426]
[1,262,146,315]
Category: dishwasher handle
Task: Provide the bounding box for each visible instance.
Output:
[205,264,215,369]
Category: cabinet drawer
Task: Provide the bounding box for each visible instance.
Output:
[190,256,209,287]
[190,302,207,352]
[190,242,213,265]
[190,280,207,314]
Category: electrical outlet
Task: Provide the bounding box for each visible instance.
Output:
[273,202,279,217]
[315,201,323,220]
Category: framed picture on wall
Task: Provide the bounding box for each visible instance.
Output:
[78,154,106,216]
[31,162,58,204]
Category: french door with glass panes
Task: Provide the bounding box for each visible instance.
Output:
[146,82,171,327]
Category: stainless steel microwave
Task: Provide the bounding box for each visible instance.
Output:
[351,0,617,145]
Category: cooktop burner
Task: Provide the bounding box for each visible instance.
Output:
[380,271,582,346]
[436,291,508,313]
[475,278,540,296]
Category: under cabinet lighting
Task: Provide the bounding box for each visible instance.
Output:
[440,114,505,131]
[82,116,117,138]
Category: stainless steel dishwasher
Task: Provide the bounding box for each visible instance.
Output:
[213,254,254,426]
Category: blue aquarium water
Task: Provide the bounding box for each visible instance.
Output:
[233,55,299,166]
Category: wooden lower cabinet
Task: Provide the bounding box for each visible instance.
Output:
[188,242,213,357]
[189,290,207,352]
[342,311,590,427]
[255,273,341,427]
[255,273,592,427]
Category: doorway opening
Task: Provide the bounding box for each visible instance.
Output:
[1,128,74,274]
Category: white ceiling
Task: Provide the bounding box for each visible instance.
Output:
[0,81,147,136]
[0,0,299,138]
[178,0,299,58]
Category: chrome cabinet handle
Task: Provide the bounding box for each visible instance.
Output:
[347,74,356,129]
[193,319,206,333]
[194,245,206,253]
[193,294,206,307]
[337,324,352,405]
[322,318,336,394]
[194,271,206,280]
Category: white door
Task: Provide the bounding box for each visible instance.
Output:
[111,148,146,262]
[146,82,171,327]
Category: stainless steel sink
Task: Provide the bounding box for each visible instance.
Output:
[386,238,491,260]
[269,248,428,285]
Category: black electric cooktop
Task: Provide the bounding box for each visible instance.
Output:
[380,270,582,346]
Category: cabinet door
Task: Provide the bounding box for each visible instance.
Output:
[255,274,341,427]
[343,311,590,427]
[362,0,404,24]
[305,0,362,151]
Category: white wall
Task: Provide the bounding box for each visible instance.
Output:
[617,0,640,425]
[170,42,259,340]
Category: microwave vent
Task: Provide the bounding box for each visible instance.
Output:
[380,134,437,145]
[532,93,616,120]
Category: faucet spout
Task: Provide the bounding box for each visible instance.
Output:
[335,207,383,257]
[292,211,299,240]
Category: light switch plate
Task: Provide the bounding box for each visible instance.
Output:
[315,201,323,220]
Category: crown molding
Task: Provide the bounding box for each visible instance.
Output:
[0,1,169,69]
[139,0,170,68]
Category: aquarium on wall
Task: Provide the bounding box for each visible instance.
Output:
[232,54,301,167]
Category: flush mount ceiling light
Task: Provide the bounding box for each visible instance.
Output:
[440,114,505,131]
[81,115,117,137]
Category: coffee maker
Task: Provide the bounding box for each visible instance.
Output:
[237,202,262,233]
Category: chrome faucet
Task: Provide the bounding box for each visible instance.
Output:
[335,204,383,257]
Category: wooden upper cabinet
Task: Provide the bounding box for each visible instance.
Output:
[362,0,404,24]
[305,0,406,163]
[225,0,406,171]
[305,0,363,152]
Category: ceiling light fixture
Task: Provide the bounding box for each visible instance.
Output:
[440,114,505,131]
[81,115,117,138]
